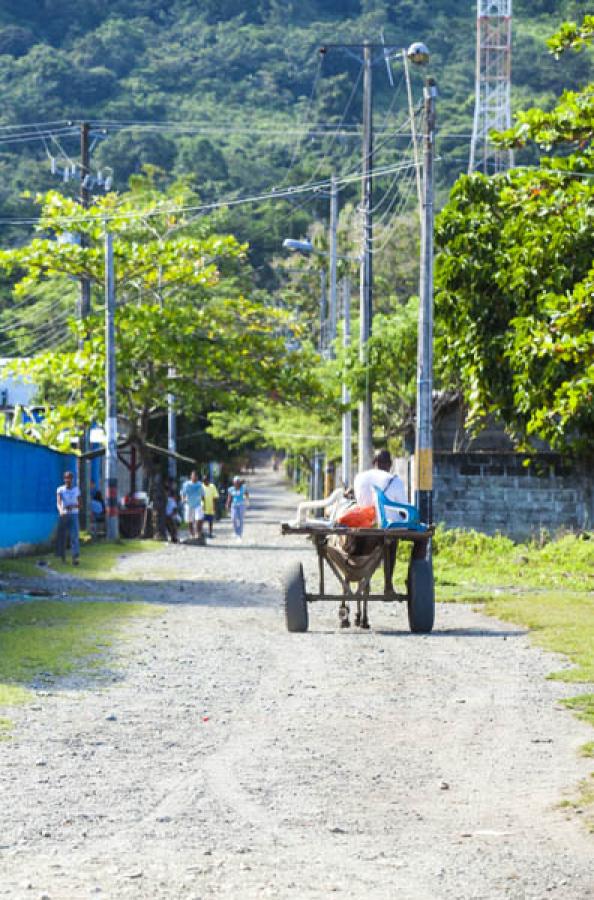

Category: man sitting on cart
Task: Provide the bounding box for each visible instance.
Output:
[353,449,407,596]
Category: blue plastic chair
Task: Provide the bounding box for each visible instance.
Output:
[373,485,427,532]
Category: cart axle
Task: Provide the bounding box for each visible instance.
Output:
[305,592,408,603]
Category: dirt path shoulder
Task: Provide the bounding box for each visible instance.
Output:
[0,470,592,900]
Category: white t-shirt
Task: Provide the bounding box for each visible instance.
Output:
[57,485,80,515]
[353,469,406,508]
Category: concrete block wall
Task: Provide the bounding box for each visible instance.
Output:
[431,452,594,540]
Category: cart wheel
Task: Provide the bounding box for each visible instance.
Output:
[407,559,435,634]
[283,562,308,633]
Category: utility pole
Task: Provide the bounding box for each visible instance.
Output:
[167,390,177,481]
[157,263,177,482]
[78,121,91,528]
[358,42,374,472]
[415,78,437,525]
[79,122,91,321]
[341,277,352,488]
[104,225,119,540]
[319,270,327,356]
[319,42,428,474]
[328,173,338,351]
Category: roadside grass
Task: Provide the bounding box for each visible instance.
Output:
[0,598,158,711]
[432,526,594,829]
[0,538,159,581]
[433,526,594,597]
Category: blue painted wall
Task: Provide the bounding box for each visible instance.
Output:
[0,436,76,550]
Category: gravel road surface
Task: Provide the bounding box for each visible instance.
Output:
[0,470,592,899]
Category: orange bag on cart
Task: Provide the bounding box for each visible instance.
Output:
[336,504,376,528]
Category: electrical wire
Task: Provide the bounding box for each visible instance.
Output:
[0,127,78,147]
[305,62,365,183]
[371,171,417,235]
[368,172,418,256]
[0,159,420,227]
[0,307,73,347]
[367,133,415,216]
[0,296,67,328]
[0,119,72,131]
[277,52,324,189]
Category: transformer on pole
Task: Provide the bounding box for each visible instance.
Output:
[469,0,514,175]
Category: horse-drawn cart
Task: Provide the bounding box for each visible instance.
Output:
[280,522,435,633]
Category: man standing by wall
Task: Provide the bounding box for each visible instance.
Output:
[56,471,81,565]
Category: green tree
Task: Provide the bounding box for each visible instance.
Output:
[435,15,594,458]
[0,186,309,501]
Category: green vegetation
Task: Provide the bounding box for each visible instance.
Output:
[434,528,594,598]
[49,539,158,580]
[0,597,157,708]
[0,538,157,580]
[435,15,593,459]
[0,2,588,268]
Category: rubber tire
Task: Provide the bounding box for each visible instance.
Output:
[407,558,435,634]
[284,562,308,633]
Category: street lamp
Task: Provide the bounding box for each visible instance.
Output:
[282,239,315,254]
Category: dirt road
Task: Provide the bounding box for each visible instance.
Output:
[1,471,592,899]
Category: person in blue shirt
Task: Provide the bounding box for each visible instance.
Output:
[181,470,205,538]
[226,476,249,541]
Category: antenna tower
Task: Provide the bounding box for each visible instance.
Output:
[469,0,513,174]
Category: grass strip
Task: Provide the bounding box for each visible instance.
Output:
[433,527,594,595]
[0,538,159,581]
[0,598,157,708]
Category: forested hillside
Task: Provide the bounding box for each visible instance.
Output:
[0,0,590,264]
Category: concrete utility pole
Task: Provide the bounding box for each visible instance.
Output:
[104,226,119,539]
[415,78,437,525]
[79,123,91,322]
[78,121,91,528]
[328,174,338,351]
[358,42,374,472]
[319,270,327,356]
[167,390,177,481]
[341,277,352,488]
[156,263,177,481]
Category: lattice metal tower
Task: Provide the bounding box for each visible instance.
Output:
[469,0,514,174]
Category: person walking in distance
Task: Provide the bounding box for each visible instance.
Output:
[226,476,249,541]
[202,473,219,538]
[56,471,81,565]
[181,470,205,539]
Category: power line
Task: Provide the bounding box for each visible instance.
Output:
[0,119,72,132]
[277,52,325,188]
[0,159,420,227]
[306,62,365,184]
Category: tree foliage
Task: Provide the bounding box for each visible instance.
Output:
[435,15,594,459]
[0,186,311,469]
